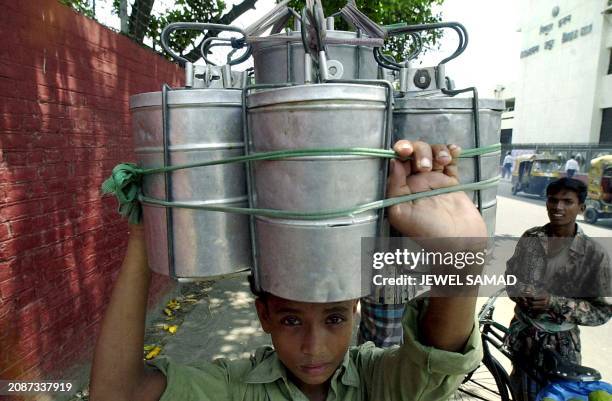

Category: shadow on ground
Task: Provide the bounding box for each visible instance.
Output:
[161,275,270,363]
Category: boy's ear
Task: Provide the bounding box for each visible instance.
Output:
[352,299,359,315]
[255,298,272,334]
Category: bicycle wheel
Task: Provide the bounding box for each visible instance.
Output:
[449,354,515,401]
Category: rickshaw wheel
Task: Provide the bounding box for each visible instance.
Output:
[584,207,599,224]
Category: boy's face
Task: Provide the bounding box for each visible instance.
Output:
[546,189,585,227]
[255,294,358,388]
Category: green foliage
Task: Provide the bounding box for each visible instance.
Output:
[111,0,255,62]
[147,0,227,55]
[59,0,95,18]
[287,0,444,62]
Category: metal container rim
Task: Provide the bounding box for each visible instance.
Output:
[130,88,243,109]
[254,213,378,226]
[248,29,364,46]
[247,83,387,109]
[393,96,505,111]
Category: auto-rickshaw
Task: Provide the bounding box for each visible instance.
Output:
[511,153,562,198]
[583,155,612,224]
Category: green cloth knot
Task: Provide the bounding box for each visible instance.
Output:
[101,163,144,224]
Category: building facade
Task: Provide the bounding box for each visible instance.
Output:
[513,0,612,147]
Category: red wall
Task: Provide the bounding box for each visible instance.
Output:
[0,0,183,380]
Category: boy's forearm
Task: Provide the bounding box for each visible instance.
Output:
[420,296,477,352]
[419,241,482,352]
[90,228,152,400]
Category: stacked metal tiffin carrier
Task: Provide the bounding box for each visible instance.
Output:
[130,23,253,279]
[380,23,504,237]
[128,1,503,303]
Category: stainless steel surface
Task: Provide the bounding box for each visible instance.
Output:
[255,215,378,302]
[247,83,388,301]
[393,95,503,233]
[131,88,252,278]
[249,30,378,84]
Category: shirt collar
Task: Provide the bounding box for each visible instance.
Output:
[244,348,359,388]
[538,223,586,256]
[244,347,285,384]
[337,349,360,387]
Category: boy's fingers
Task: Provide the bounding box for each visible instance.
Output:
[423,169,460,189]
[442,144,461,181]
[444,165,460,182]
[432,144,452,172]
[448,144,462,164]
[393,140,414,158]
[411,141,433,173]
[386,159,411,198]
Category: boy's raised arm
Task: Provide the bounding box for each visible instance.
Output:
[387,140,487,352]
[90,225,166,401]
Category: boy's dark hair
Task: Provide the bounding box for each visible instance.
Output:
[248,273,269,303]
[546,178,587,204]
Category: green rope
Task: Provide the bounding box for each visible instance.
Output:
[140,143,501,175]
[139,176,500,221]
[101,144,502,223]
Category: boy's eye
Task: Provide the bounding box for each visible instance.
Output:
[326,314,347,325]
[280,316,301,326]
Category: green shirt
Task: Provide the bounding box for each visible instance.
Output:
[149,299,482,401]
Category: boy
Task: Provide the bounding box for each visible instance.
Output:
[90,140,488,401]
[506,178,611,401]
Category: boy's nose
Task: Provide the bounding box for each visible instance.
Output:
[300,325,325,357]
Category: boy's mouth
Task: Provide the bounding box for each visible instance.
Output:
[299,362,332,376]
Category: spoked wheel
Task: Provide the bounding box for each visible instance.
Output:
[584,207,599,224]
[449,354,515,401]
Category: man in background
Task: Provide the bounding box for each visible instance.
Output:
[564,155,579,178]
[505,178,611,401]
[502,151,513,180]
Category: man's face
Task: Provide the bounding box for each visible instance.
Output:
[546,189,584,227]
[255,295,357,388]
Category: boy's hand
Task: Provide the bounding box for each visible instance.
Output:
[387,142,487,351]
[526,294,551,313]
[386,140,487,239]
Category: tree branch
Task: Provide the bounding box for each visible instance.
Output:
[183,0,258,63]
[129,0,156,42]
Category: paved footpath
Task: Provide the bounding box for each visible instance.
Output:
[160,274,271,364]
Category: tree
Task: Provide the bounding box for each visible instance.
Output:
[59,0,95,18]
[60,0,443,63]
[115,0,258,63]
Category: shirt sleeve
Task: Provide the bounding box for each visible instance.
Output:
[548,296,612,326]
[147,356,231,401]
[505,235,531,298]
[356,298,482,401]
[546,245,612,325]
